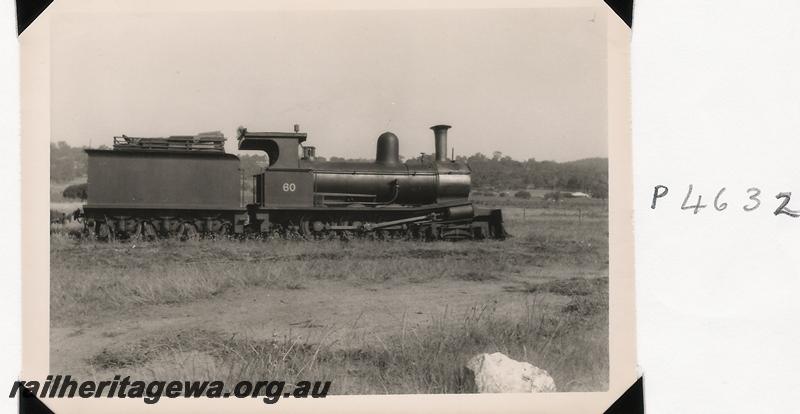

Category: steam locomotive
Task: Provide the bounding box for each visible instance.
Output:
[81,124,506,241]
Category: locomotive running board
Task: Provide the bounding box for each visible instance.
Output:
[257,199,473,213]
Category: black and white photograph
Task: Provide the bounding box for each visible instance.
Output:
[10,0,800,413]
[18,0,636,411]
[48,4,613,396]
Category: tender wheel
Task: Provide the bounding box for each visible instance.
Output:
[129,222,143,241]
[96,222,114,241]
[142,221,158,241]
[82,221,96,240]
[178,223,199,241]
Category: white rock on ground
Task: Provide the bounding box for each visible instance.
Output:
[466,352,557,393]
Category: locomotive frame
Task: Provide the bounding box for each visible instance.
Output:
[81,125,507,241]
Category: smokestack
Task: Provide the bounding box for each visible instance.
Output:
[431,124,451,162]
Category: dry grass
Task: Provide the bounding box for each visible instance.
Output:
[84,288,607,394]
[51,222,607,319]
[51,198,609,393]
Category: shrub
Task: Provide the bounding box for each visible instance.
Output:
[62,183,88,200]
[514,190,532,199]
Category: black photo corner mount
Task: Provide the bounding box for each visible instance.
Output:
[604,376,645,414]
[16,0,54,35]
[16,378,643,414]
[19,387,56,414]
[603,0,633,28]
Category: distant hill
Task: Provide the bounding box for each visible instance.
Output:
[457,153,608,198]
[562,157,608,170]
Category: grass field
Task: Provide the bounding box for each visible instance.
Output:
[50,196,609,394]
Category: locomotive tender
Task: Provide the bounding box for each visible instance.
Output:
[82,125,506,240]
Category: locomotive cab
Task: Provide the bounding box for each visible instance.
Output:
[238,127,314,208]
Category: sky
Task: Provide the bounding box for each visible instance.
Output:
[51,7,608,162]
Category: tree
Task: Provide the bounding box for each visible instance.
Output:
[50,141,88,182]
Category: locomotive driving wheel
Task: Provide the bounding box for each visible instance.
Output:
[299,216,312,239]
[299,216,327,240]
